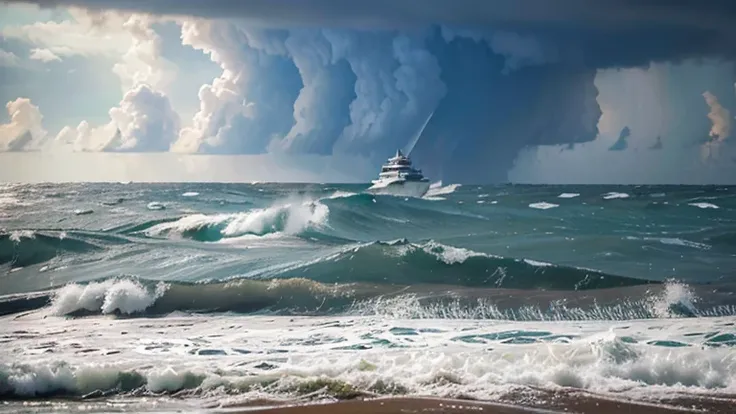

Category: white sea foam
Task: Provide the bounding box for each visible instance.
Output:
[529,202,559,210]
[181,192,199,197]
[8,230,35,242]
[50,278,168,316]
[147,201,166,210]
[658,237,711,250]
[145,200,329,239]
[689,202,719,209]
[649,280,699,319]
[419,240,492,264]
[2,311,734,403]
[626,236,711,250]
[558,193,580,198]
[603,192,630,200]
[523,259,553,267]
[424,181,461,198]
[324,191,357,199]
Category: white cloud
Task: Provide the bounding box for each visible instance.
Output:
[172,19,260,153]
[56,84,180,152]
[0,48,20,67]
[29,47,62,62]
[112,14,175,92]
[3,8,176,91]
[44,12,180,153]
[2,9,131,58]
[173,22,446,157]
[0,98,48,151]
[109,84,180,151]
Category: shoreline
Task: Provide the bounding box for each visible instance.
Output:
[215,392,736,414]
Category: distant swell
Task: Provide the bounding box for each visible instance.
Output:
[264,239,656,290]
[0,231,103,267]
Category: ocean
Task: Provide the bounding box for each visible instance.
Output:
[1,182,735,413]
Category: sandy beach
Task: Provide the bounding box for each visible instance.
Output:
[221,393,736,414]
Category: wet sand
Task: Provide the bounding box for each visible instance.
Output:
[224,393,736,414]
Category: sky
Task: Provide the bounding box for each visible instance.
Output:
[1,1,735,184]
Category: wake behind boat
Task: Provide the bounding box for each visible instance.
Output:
[366,149,431,197]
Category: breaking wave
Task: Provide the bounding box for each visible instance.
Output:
[3,268,732,321]
[141,201,330,242]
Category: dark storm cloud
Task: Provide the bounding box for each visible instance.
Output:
[8,0,736,31]
[8,0,736,67]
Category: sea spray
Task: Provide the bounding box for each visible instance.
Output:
[51,278,169,316]
[144,199,329,241]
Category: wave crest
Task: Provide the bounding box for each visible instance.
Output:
[51,278,169,316]
[3,276,732,321]
[0,231,103,267]
[276,240,656,290]
[142,201,329,241]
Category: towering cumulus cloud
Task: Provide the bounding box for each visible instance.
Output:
[173,20,302,154]
[56,84,180,152]
[51,9,180,152]
[11,0,736,181]
[0,98,47,151]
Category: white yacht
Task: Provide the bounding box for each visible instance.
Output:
[366,149,431,197]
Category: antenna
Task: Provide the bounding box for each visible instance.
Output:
[404,110,434,157]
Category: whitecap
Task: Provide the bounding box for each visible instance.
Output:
[145,200,329,239]
[658,238,711,250]
[558,193,580,199]
[181,192,199,197]
[523,259,553,267]
[420,240,493,265]
[424,181,461,198]
[324,191,357,200]
[51,278,169,316]
[8,230,35,242]
[689,202,719,209]
[529,202,559,210]
[147,202,166,210]
[603,192,630,200]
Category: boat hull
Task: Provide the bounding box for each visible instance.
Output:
[365,180,430,198]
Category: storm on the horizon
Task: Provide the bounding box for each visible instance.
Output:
[1,0,736,184]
